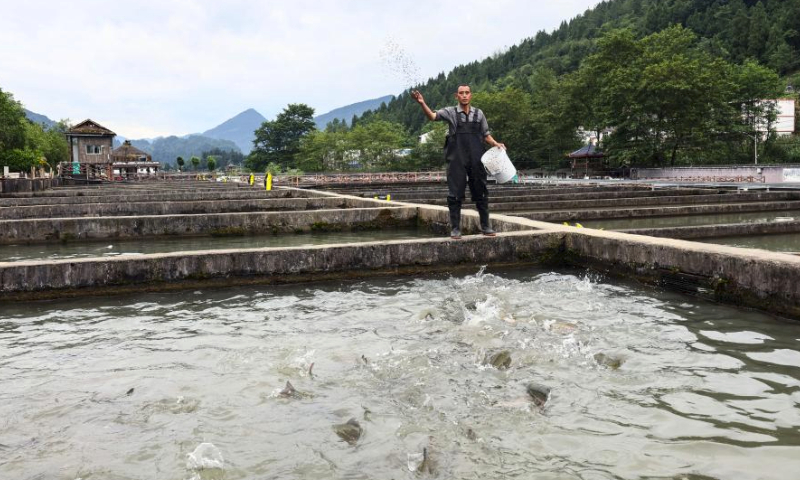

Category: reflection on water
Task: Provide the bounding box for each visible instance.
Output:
[0,228,438,262]
[698,233,800,253]
[577,209,800,230]
[2,267,800,479]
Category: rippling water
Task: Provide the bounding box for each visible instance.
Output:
[698,233,800,253]
[2,267,800,479]
[578,209,800,230]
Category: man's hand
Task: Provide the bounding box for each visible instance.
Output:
[486,135,505,150]
[412,90,437,121]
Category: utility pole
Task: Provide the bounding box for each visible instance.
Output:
[753,132,758,165]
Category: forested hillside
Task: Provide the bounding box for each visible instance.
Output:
[363,0,799,133]
[344,0,799,170]
[130,135,240,167]
[1,89,69,172]
[313,95,394,129]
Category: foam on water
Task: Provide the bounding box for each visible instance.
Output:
[186,442,224,480]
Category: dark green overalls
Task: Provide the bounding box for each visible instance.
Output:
[445,107,490,232]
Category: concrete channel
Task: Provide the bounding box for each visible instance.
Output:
[2,180,800,319]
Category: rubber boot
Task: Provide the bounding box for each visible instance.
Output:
[476,200,495,236]
[448,199,462,239]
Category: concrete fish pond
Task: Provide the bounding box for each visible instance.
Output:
[5,181,800,318]
[2,268,800,479]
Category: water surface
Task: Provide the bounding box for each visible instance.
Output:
[2,267,799,479]
[698,233,800,253]
[576,209,800,230]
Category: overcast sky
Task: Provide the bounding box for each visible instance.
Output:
[1,0,599,138]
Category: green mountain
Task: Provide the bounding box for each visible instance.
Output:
[202,108,266,154]
[314,95,394,129]
[127,135,241,166]
[23,108,57,129]
[198,98,394,154]
[361,0,800,133]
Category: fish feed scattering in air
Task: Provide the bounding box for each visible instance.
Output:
[380,37,423,89]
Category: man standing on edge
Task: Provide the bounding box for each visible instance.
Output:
[411,84,505,239]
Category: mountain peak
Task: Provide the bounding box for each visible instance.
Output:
[314,95,394,129]
[202,108,267,154]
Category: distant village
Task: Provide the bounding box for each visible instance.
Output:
[59,120,159,180]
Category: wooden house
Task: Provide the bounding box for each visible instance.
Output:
[62,119,116,178]
[65,119,115,165]
[61,120,160,179]
[111,141,159,178]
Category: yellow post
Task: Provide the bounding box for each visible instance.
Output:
[266,172,273,191]
[249,173,254,186]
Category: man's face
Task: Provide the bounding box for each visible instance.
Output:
[456,87,471,106]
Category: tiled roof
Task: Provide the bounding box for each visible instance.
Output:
[568,144,604,158]
[112,140,150,159]
[67,119,116,136]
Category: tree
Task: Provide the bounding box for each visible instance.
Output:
[528,68,581,170]
[148,136,239,166]
[575,26,742,167]
[41,121,70,167]
[346,120,409,171]
[21,119,69,169]
[409,122,448,171]
[190,155,200,170]
[1,89,68,172]
[176,156,185,171]
[472,87,539,169]
[246,103,316,172]
[206,156,216,171]
[724,59,782,163]
[265,162,282,175]
[201,148,244,170]
[325,118,349,133]
[296,130,343,172]
[0,148,41,172]
[0,88,27,153]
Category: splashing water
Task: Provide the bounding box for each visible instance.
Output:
[186,442,224,477]
[380,37,423,89]
[4,268,800,479]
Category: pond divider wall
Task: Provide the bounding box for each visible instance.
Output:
[0,232,561,301]
[0,207,419,244]
[3,185,800,319]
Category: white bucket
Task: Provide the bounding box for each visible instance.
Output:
[481,147,517,184]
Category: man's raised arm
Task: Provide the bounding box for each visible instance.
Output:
[411,90,437,121]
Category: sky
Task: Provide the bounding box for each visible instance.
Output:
[1,0,600,139]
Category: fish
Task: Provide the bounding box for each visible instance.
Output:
[279,381,298,398]
[594,352,624,369]
[333,418,363,445]
[483,350,512,370]
[526,383,550,407]
[415,447,433,474]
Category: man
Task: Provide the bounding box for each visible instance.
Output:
[411,84,505,239]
